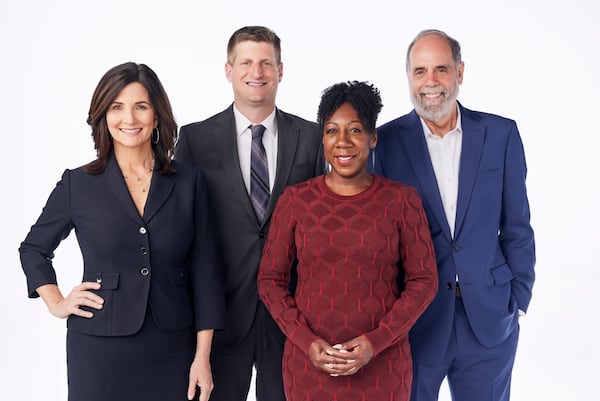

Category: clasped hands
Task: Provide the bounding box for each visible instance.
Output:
[308,335,374,377]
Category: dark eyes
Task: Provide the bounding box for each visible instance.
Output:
[109,104,149,111]
[324,127,363,135]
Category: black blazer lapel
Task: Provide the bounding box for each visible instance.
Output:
[102,155,145,226]
[143,168,175,223]
[216,107,258,224]
[268,109,300,221]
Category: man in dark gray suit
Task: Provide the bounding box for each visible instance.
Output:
[175,26,325,401]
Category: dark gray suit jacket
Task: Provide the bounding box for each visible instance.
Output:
[176,105,325,346]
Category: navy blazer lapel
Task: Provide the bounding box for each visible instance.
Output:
[217,107,258,224]
[143,167,174,223]
[454,104,484,238]
[402,111,453,242]
[102,155,145,225]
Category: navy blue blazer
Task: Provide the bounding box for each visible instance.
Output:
[19,155,225,336]
[373,103,535,364]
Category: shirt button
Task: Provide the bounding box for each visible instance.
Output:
[140,247,148,255]
[140,267,149,276]
[139,227,147,235]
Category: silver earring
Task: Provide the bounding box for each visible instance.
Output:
[152,127,160,145]
[371,147,376,172]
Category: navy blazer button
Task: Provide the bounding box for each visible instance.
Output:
[453,246,460,252]
[446,282,453,289]
[139,227,147,235]
[140,247,148,255]
[140,267,149,276]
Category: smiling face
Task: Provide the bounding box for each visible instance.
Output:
[407,33,463,125]
[323,102,377,187]
[225,40,283,112]
[105,82,157,152]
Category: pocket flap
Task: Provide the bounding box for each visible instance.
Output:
[83,272,120,290]
[490,264,513,285]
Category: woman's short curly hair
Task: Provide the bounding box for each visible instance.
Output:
[317,81,383,133]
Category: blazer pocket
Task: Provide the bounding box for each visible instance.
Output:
[167,269,188,286]
[83,272,119,290]
[477,168,502,181]
[490,264,513,285]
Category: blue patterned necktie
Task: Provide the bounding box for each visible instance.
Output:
[250,124,270,223]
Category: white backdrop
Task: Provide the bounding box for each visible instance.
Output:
[1,1,598,400]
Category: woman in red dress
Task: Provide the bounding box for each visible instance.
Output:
[258,81,438,401]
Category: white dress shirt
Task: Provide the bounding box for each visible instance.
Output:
[420,107,462,238]
[233,105,278,193]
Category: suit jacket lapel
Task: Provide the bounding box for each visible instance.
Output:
[455,104,484,238]
[217,107,259,224]
[143,166,174,223]
[402,111,453,242]
[102,155,145,225]
[268,109,299,222]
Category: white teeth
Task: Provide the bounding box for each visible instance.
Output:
[120,128,141,134]
[337,156,353,161]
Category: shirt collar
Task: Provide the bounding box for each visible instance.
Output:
[233,105,277,137]
[420,104,463,138]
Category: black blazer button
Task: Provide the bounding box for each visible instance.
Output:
[140,267,149,276]
[259,231,267,239]
[140,247,148,255]
[139,227,147,235]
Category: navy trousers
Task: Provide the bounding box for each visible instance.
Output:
[411,297,519,401]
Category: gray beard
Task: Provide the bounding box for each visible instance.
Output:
[410,83,459,122]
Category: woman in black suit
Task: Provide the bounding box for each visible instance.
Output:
[19,62,224,401]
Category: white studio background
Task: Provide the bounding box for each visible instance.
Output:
[1,1,598,400]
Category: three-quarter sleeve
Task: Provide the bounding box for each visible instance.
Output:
[19,169,74,298]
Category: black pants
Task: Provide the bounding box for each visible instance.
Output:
[210,302,286,401]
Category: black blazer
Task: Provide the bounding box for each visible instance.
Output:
[19,155,225,336]
[176,105,325,346]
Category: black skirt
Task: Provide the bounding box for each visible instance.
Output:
[66,308,197,401]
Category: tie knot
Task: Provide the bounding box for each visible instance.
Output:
[250,124,266,140]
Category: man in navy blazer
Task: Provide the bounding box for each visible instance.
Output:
[373,30,535,401]
[175,26,325,401]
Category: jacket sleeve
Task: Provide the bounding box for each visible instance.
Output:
[189,169,225,331]
[19,169,74,298]
[500,122,536,312]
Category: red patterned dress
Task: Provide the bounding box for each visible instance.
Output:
[258,175,438,401]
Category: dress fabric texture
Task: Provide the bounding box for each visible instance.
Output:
[258,175,438,401]
[19,157,224,401]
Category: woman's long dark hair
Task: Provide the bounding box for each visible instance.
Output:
[84,62,177,174]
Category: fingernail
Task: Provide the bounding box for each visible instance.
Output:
[346,359,355,363]
[325,349,333,356]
